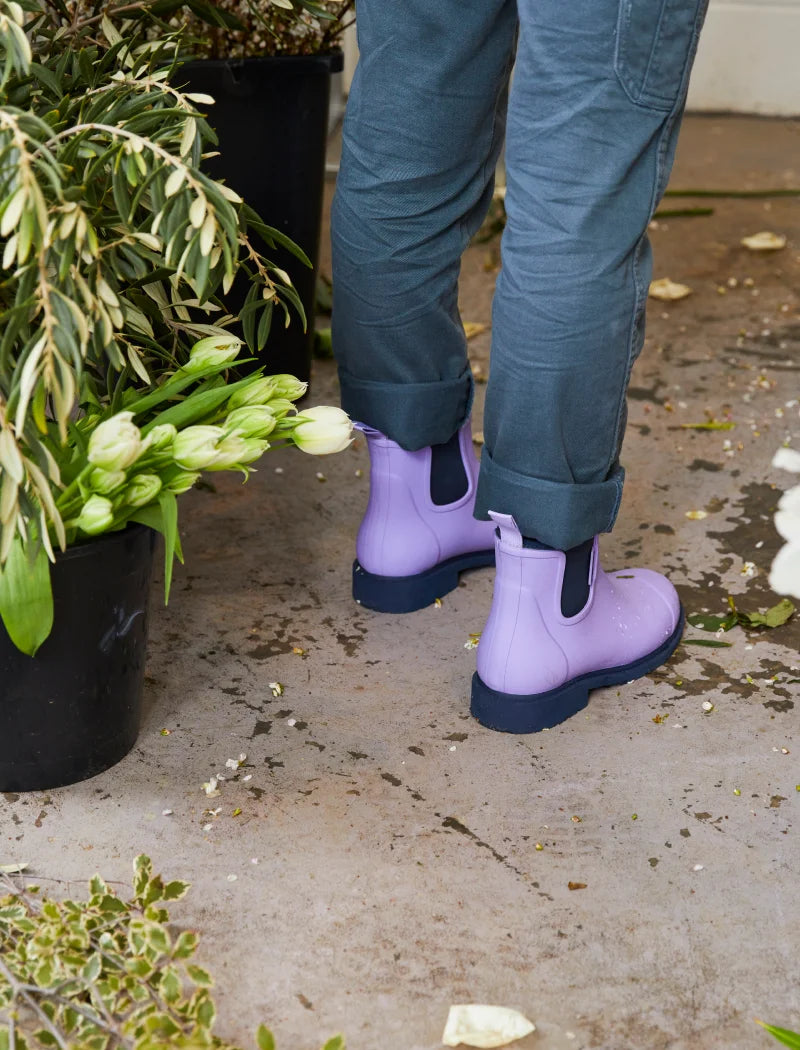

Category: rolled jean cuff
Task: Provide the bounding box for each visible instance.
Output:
[337,366,474,451]
[475,448,625,550]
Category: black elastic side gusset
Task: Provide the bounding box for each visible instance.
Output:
[522,535,594,617]
[430,430,468,505]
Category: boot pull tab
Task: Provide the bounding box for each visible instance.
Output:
[353,421,383,437]
[488,511,523,549]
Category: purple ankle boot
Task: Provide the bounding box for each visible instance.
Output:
[472,513,684,733]
[353,421,496,612]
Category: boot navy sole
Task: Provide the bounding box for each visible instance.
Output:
[471,607,685,733]
[353,548,496,614]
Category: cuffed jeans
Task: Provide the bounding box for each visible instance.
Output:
[331,0,707,550]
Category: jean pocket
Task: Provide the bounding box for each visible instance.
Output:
[615,0,708,112]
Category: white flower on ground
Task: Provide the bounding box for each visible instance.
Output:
[123,473,162,508]
[87,412,143,471]
[442,1004,535,1048]
[770,449,800,599]
[182,334,241,373]
[293,406,353,455]
[773,447,800,473]
[76,495,115,535]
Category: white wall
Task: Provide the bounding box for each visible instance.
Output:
[687,0,800,114]
[342,5,800,117]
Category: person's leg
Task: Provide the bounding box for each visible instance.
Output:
[332,0,517,611]
[331,0,517,450]
[475,0,708,551]
[472,0,708,731]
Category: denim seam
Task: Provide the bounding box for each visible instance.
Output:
[603,112,678,496]
[614,0,706,113]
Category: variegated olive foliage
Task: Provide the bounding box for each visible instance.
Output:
[0,855,345,1050]
[0,0,305,567]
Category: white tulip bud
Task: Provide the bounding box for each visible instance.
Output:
[206,433,269,470]
[227,374,307,410]
[224,405,277,439]
[266,374,308,401]
[292,406,353,456]
[87,412,143,471]
[89,467,127,494]
[123,473,162,508]
[182,335,242,374]
[77,495,115,535]
[173,426,226,470]
[142,423,178,452]
[167,471,201,494]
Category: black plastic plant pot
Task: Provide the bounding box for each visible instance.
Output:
[180,52,344,385]
[0,524,156,793]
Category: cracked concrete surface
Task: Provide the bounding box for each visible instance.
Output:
[2,115,799,1050]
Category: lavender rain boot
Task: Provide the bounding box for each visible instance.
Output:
[472,513,684,733]
[352,421,496,612]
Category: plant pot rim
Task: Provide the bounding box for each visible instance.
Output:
[181,50,344,74]
[56,522,152,564]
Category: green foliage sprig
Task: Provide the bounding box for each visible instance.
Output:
[0,855,344,1050]
[0,0,306,563]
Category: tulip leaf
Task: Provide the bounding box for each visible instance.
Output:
[0,533,54,656]
[140,372,261,433]
[130,498,183,606]
[755,1020,800,1049]
[158,491,179,604]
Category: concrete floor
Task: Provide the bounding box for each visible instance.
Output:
[3,115,800,1050]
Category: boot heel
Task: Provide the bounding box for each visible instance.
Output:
[470,673,590,734]
[353,549,495,614]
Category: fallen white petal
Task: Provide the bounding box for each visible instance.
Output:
[442,1004,535,1048]
[649,277,692,301]
[769,541,800,599]
[773,448,800,473]
[741,231,787,251]
[0,862,29,874]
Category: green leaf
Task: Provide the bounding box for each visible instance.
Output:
[158,490,178,603]
[256,301,273,351]
[196,994,216,1028]
[186,964,213,987]
[755,1021,800,1049]
[256,1025,276,1050]
[321,1037,345,1050]
[162,880,190,901]
[133,855,153,898]
[742,599,795,629]
[81,954,101,983]
[680,639,733,648]
[686,611,737,632]
[172,930,198,960]
[89,874,109,897]
[679,421,736,431]
[0,534,54,656]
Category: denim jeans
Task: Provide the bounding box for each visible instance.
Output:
[331,0,708,549]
